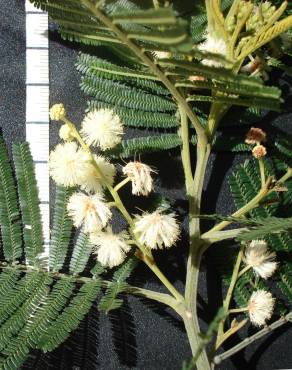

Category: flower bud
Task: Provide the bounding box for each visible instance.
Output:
[252,144,267,159]
[59,124,74,141]
[50,103,66,121]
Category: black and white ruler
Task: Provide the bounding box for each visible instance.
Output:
[25,0,50,257]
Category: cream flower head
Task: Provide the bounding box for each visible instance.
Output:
[133,209,180,249]
[91,228,131,268]
[81,155,116,194]
[123,161,155,196]
[252,144,267,159]
[50,103,66,121]
[59,124,74,141]
[198,34,227,67]
[248,290,275,327]
[49,142,91,187]
[243,240,277,279]
[81,109,124,150]
[67,192,111,233]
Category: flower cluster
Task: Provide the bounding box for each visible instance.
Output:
[245,127,267,159]
[243,240,277,279]
[123,161,155,196]
[81,109,124,150]
[241,240,277,327]
[248,290,275,327]
[133,209,180,250]
[49,104,180,269]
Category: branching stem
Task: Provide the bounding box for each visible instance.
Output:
[64,117,183,301]
[213,312,292,365]
[216,245,244,347]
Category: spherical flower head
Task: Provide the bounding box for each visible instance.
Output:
[252,144,267,159]
[91,227,130,268]
[243,240,277,279]
[59,124,74,141]
[67,192,112,233]
[248,290,275,327]
[81,155,116,194]
[123,161,155,196]
[49,142,91,187]
[245,127,267,145]
[133,209,180,249]
[50,103,66,121]
[81,109,124,150]
[198,34,227,67]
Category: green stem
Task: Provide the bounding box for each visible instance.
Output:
[213,312,292,365]
[202,227,248,243]
[224,246,244,310]
[202,181,271,237]
[215,319,248,350]
[237,265,251,279]
[216,245,244,347]
[258,158,266,188]
[203,167,292,241]
[114,177,131,192]
[184,138,212,368]
[229,307,249,314]
[179,105,193,193]
[0,261,178,308]
[138,252,184,301]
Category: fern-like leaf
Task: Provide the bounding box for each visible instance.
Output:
[80,75,176,112]
[99,257,137,313]
[0,137,22,261]
[105,134,182,158]
[50,186,74,272]
[69,232,92,276]
[38,279,101,352]
[12,143,43,265]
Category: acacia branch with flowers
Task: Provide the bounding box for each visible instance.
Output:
[0,0,291,368]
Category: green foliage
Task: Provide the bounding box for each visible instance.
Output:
[0,137,22,261]
[105,134,182,158]
[50,186,74,272]
[30,0,192,52]
[278,261,292,302]
[0,138,138,369]
[81,75,176,112]
[37,279,101,352]
[76,53,169,95]
[69,232,92,275]
[227,158,292,309]
[237,217,292,241]
[12,143,43,265]
[99,257,137,313]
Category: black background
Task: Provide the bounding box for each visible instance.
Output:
[1,1,292,369]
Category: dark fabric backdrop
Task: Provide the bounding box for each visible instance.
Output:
[1,1,292,369]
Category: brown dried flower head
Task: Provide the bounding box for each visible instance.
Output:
[245,127,267,145]
[252,144,267,159]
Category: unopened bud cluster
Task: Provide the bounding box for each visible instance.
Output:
[246,2,276,32]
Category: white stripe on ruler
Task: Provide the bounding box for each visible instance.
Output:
[25,0,50,259]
